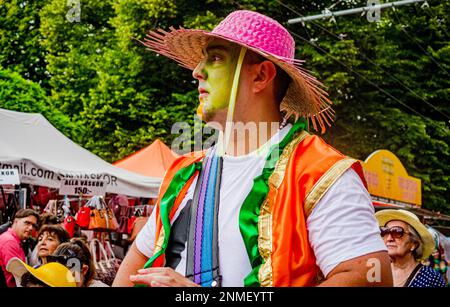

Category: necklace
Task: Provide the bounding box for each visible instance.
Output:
[393,262,418,287]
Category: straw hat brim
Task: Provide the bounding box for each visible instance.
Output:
[142,28,334,132]
[375,210,435,260]
[6,257,76,287]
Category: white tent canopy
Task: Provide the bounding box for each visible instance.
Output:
[0,108,161,198]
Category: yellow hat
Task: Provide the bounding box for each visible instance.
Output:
[6,257,76,287]
[375,209,435,260]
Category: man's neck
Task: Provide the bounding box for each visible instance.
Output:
[225,118,284,156]
[214,94,283,156]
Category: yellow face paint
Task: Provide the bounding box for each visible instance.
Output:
[195,39,241,121]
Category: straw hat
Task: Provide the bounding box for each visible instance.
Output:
[6,257,76,287]
[375,209,435,260]
[142,10,334,132]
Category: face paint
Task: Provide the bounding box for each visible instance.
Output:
[194,39,241,121]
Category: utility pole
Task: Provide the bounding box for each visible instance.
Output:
[287,0,426,24]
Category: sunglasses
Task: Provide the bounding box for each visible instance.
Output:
[380,226,409,239]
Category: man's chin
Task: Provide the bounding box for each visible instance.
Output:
[201,109,227,131]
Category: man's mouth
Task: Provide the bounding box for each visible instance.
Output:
[198,87,208,99]
[198,87,208,94]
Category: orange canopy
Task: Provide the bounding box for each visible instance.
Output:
[113,139,179,178]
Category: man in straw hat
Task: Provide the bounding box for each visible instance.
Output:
[114,10,392,287]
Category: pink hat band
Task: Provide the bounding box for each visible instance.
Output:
[211,10,296,61]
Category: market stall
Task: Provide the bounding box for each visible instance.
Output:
[0,108,161,198]
[113,138,179,178]
[0,108,161,278]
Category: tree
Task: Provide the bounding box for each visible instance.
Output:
[1,0,448,214]
[0,67,80,141]
[0,0,50,87]
[283,1,450,213]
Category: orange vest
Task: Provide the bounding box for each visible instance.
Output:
[149,132,367,286]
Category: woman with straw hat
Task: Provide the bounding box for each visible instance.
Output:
[114,10,392,287]
[376,209,445,287]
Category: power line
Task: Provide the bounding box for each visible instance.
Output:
[289,29,449,134]
[391,8,450,76]
[290,30,422,117]
[274,0,450,120]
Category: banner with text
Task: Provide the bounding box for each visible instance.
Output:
[0,169,20,185]
[59,179,107,197]
[362,150,421,206]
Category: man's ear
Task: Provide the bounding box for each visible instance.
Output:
[252,60,277,93]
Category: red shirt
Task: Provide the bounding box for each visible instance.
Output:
[0,228,25,287]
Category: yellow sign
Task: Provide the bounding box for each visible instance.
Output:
[361,150,421,206]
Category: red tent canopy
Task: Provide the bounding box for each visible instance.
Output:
[113,139,179,178]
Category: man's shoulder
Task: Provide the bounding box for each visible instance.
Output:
[297,133,344,157]
[0,230,18,246]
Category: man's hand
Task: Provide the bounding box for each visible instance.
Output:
[130,267,201,287]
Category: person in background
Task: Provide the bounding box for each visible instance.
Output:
[28,213,60,267]
[429,247,448,285]
[34,224,70,266]
[6,257,76,287]
[20,272,50,287]
[38,213,60,227]
[51,238,109,287]
[0,209,39,287]
[376,209,446,287]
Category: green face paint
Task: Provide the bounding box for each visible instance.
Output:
[195,39,241,121]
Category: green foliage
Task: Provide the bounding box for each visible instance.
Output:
[298,1,450,213]
[0,0,50,87]
[0,67,81,141]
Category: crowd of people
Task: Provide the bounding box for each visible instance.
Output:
[0,208,109,287]
[0,206,447,287]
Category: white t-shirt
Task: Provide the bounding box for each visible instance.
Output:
[136,125,386,286]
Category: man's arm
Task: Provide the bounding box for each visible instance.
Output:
[318,251,393,287]
[112,241,149,287]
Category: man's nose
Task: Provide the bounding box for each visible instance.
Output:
[192,60,206,80]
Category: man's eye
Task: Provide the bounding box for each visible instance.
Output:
[210,55,222,62]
